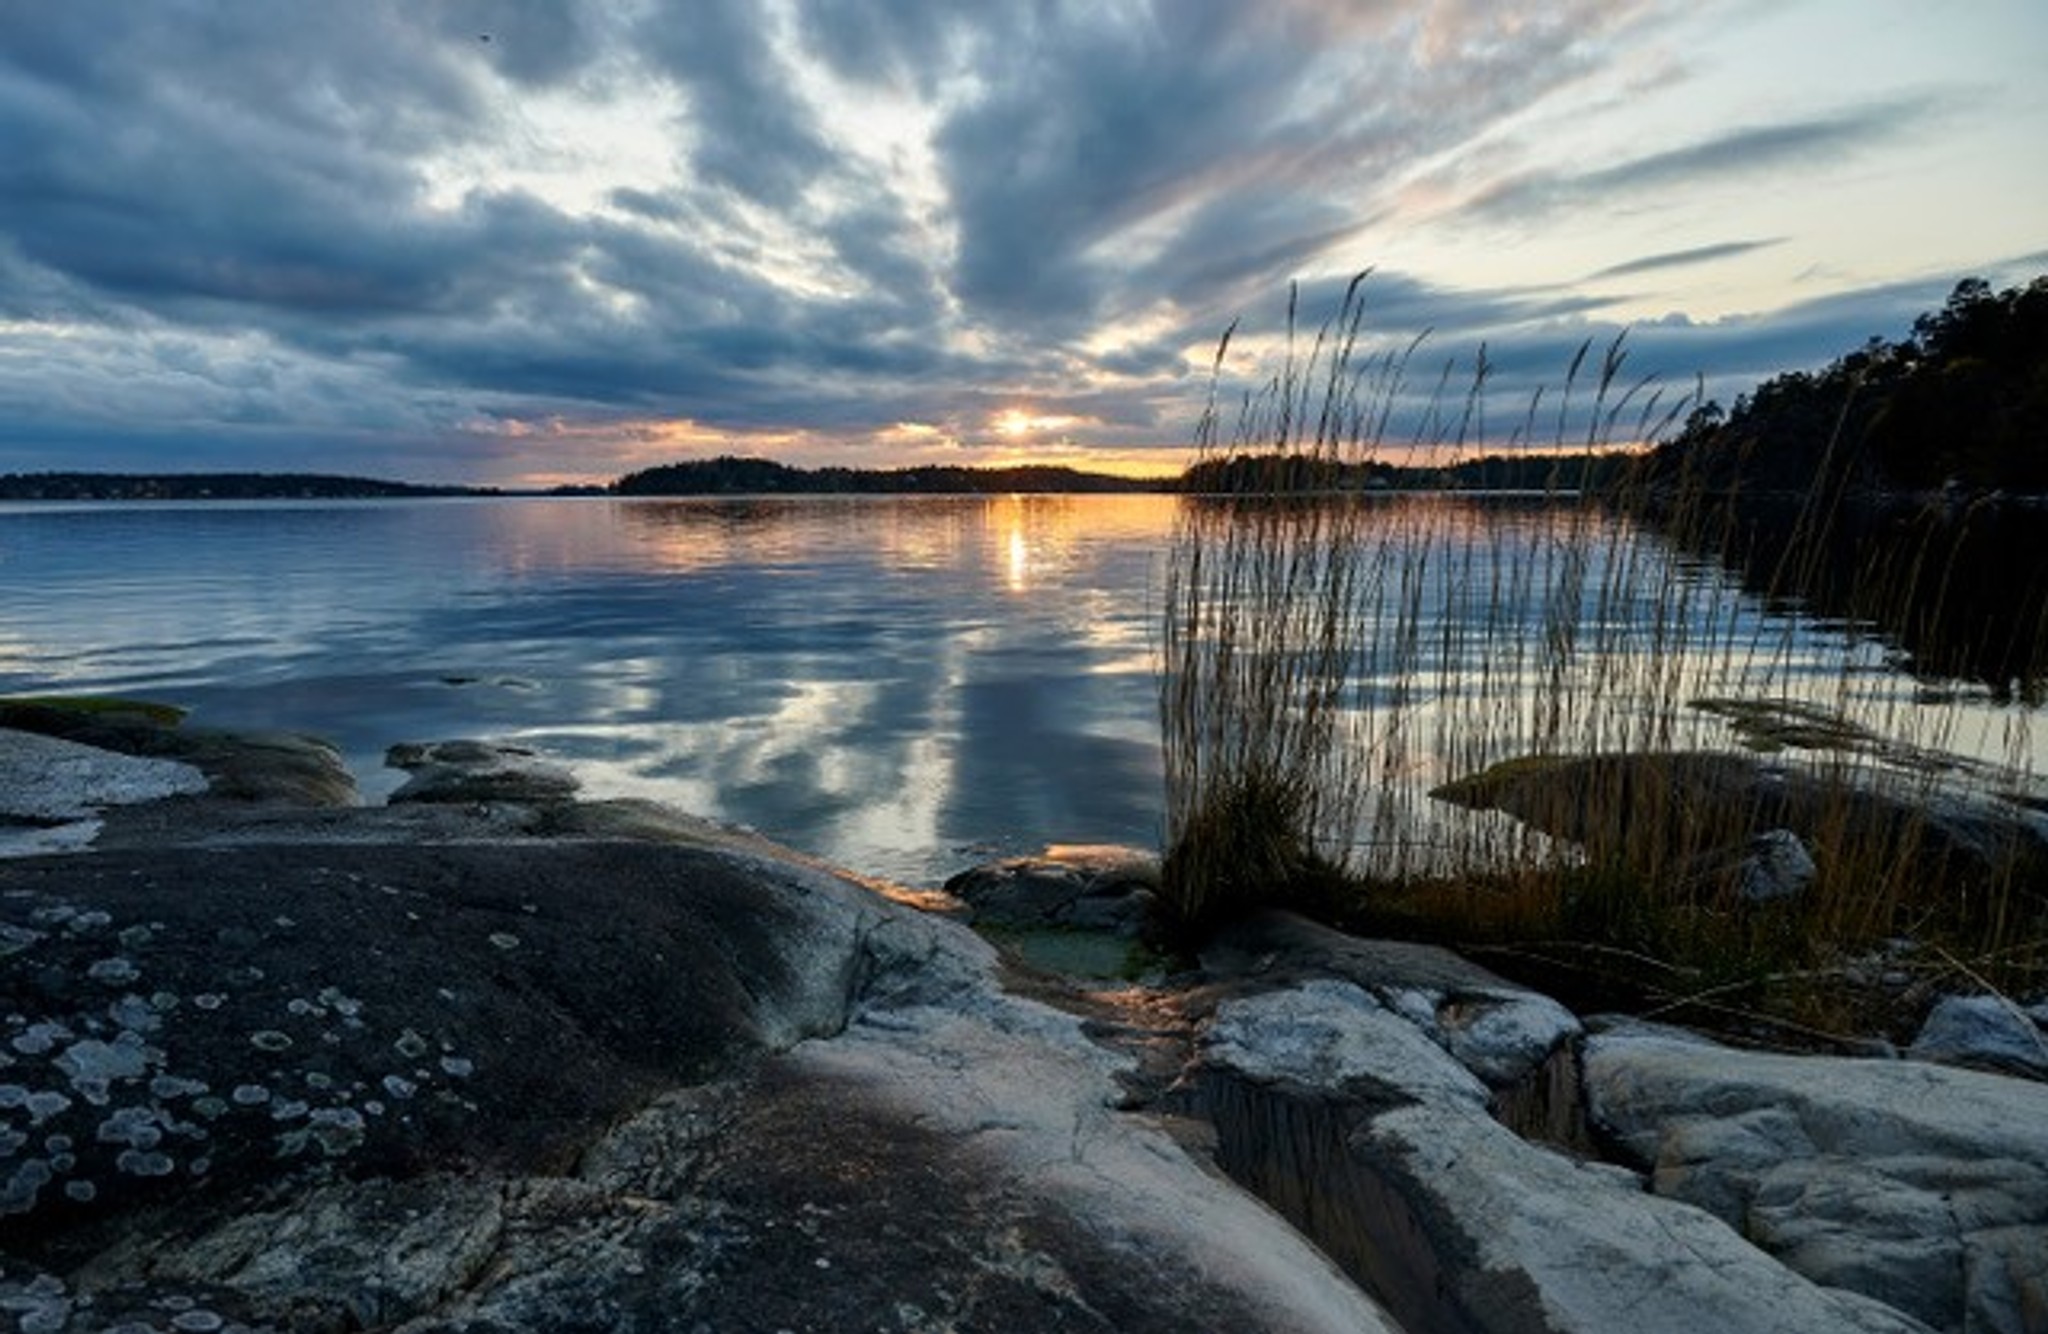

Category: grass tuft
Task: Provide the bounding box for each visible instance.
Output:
[1157,278,2047,1034]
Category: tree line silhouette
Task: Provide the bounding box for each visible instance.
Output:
[613,456,1156,495]
[1639,276,2048,494]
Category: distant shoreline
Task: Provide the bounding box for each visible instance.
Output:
[8,461,2041,507]
[0,451,1626,502]
[0,464,1167,502]
[0,471,504,502]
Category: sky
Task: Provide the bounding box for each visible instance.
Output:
[1,1,2043,487]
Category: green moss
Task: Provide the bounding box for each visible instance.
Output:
[975,924,1172,983]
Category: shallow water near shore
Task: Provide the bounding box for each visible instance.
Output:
[2,493,2039,885]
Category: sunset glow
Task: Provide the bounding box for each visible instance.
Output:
[0,3,2039,485]
[994,409,1085,440]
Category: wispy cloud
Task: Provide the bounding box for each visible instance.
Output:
[1464,99,1938,225]
[1588,239,1785,281]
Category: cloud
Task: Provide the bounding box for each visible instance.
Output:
[0,3,2032,483]
[0,9,490,323]
[794,0,969,94]
[1587,239,1785,281]
[931,0,1653,336]
[632,0,835,210]
[431,0,605,87]
[1186,262,2010,453]
[1464,98,1937,225]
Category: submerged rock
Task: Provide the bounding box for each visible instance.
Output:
[944,843,1160,937]
[385,739,581,804]
[1432,749,2048,907]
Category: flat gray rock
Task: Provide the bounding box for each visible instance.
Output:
[0,730,208,858]
[0,702,356,809]
[1585,1025,2048,1332]
[0,730,208,824]
[1204,910,1581,1089]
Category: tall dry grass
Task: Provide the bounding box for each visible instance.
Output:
[1158,280,2046,1007]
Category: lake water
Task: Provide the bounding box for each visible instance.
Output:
[3,494,2039,885]
[0,496,1169,882]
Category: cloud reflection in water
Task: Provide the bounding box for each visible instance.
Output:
[0,496,1168,885]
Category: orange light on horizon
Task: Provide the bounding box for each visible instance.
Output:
[974,448,1191,479]
[992,408,1086,439]
[477,407,1203,491]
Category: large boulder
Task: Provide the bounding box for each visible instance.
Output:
[1181,977,1925,1334]
[0,833,888,1239]
[1584,1024,2048,1332]
[0,759,1395,1332]
[1202,910,1581,1090]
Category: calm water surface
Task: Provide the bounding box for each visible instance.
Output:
[2,494,2038,884]
[0,496,1168,882]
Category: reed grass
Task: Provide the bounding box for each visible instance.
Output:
[1158,279,2047,1025]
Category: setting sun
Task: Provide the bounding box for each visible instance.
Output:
[993,409,1083,439]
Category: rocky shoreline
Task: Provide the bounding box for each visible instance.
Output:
[2,713,2044,1332]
